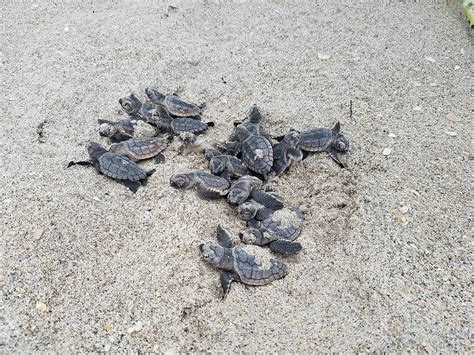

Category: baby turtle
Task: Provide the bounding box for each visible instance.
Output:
[170,171,230,199]
[272,131,303,176]
[155,105,213,135]
[233,126,273,179]
[237,191,284,221]
[109,137,168,163]
[119,93,157,121]
[146,87,203,118]
[98,118,157,143]
[200,226,288,299]
[228,104,262,141]
[227,175,262,206]
[297,121,350,167]
[67,142,155,192]
[240,208,304,255]
[209,155,248,180]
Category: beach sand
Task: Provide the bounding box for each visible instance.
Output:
[1,1,472,351]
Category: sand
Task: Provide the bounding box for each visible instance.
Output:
[1,1,472,352]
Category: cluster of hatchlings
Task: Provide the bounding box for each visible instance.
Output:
[69,88,350,298]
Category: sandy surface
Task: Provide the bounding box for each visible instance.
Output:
[1,1,472,352]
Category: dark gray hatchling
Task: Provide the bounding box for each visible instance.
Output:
[155,105,213,135]
[200,226,288,299]
[119,93,157,121]
[297,121,350,168]
[237,191,284,221]
[170,171,230,199]
[67,142,155,193]
[228,104,263,141]
[227,175,263,206]
[146,87,203,118]
[233,126,273,179]
[272,131,303,176]
[240,208,304,255]
[208,155,248,180]
[98,118,157,143]
[109,137,169,163]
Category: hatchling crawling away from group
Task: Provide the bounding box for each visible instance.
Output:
[241,207,305,255]
[67,142,155,192]
[200,226,288,298]
[297,121,350,167]
[146,87,204,118]
[170,171,230,199]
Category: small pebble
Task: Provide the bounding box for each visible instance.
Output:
[317,52,331,60]
[430,82,438,87]
[445,131,457,137]
[382,148,392,156]
[64,27,70,32]
[399,206,409,213]
[32,228,44,241]
[413,82,422,87]
[127,321,143,334]
[104,344,111,352]
[446,112,461,122]
[425,56,436,63]
[410,189,420,196]
[394,215,406,223]
[35,302,48,312]
[454,65,460,70]
[93,196,101,202]
[413,106,422,112]
[388,133,397,138]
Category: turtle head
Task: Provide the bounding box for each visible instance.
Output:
[208,156,226,175]
[98,123,116,137]
[283,131,300,146]
[248,104,262,124]
[145,87,165,103]
[238,201,258,220]
[170,173,194,190]
[199,242,225,267]
[234,125,252,141]
[227,186,248,206]
[333,134,350,153]
[87,142,107,160]
[119,93,141,114]
[240,228,261,244]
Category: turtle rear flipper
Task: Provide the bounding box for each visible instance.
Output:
[119,180,142,193]
[220,271,239,300]
[146,168,156,177]
[250,189,284,210]
[196,184,223,200]
[269,240,302,255]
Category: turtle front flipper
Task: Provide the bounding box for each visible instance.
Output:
[154,153,166,164]
[220,271,239,300]
[269,240,302,255]
[250,189,284,210]
[329,148,345,168]
[217,226,233,248]
[67,160,93,168]
[110,132,133,143]
[196,184,223,200]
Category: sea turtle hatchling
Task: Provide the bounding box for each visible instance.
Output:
[237,191,284,221]
[119,93,157,121]
[200,226,288,299]
[208,155,248,180]
[297,121,350,167]
[240,208,304,255]
[146,87,203,118]
[155,105,214,135]
[109,137,169,163]
[170,171,230,199]
[98,118,157,143]
[228,104,263,141]
[67,142,155,192]
[271,131,303,176]
[233,126,273,179]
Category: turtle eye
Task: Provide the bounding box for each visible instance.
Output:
[337,141,346,151]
